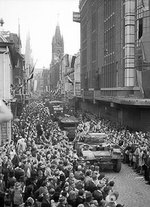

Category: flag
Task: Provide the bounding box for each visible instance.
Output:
[67,75,74,85]
[27,60,37,82]
[27,73,33,81]
[30,65,35,75]
[71,56,76,68]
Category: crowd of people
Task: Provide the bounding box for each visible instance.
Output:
[0,101,124,207]
[76,114,150,185]
[0,99,150,207]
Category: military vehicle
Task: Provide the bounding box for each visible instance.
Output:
[58,115,79,141]
[45,100,65,121]
[74,132,122,172]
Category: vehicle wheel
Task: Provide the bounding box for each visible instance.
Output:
[114,160,121,172]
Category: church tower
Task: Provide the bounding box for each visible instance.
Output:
[51,23,64,64]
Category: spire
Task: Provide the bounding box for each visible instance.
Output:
[18,18,22,51]
[18,18,20,39]
[25,30,32,66]
[57,13,60,26]
[55,24,61,40]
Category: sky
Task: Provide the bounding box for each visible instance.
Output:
[0,0,80,69]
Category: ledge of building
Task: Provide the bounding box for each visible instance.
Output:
[95,96,150,106]
[75,87,150,106]
[100,86,139,91]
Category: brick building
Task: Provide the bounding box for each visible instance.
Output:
[78,0,150,131]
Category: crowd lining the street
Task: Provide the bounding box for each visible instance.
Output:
[0,101,150,207]
[77,113,150,183]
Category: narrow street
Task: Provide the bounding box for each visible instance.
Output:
[106,164,150,207]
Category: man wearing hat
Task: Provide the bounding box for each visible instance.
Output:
[74,165,83,180]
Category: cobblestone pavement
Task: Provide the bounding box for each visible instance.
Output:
[105,164,150,207]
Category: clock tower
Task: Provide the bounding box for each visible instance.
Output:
[51,23,64,64]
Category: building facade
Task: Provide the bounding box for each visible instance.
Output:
[0,34,13,145]
[78,0,150,131]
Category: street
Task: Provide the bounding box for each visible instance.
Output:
[106,163,150,207]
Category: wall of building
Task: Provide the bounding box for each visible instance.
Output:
[78,0,150,131]
[0,50,12,100]
[79,98,150,131]
[0,46,12,145]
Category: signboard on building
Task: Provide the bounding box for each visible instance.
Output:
[73,12,80,23]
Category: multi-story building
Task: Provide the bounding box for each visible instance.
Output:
[0,26,25,144]
[77,0,150,131]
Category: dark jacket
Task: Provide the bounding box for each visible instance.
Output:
[76,195,85,206]
[41,198,51,207]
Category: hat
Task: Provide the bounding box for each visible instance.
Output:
[14,182,21,189]
[108,181,114,187]
[97,183,105,189]
[110,191,119,201]
[78,205,84,207]
[78,189,84,196]
[27,197,34,205]
[49,188,55,194]
[77,165,82,170]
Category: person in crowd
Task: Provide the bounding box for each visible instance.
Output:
[1,100,145,207]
